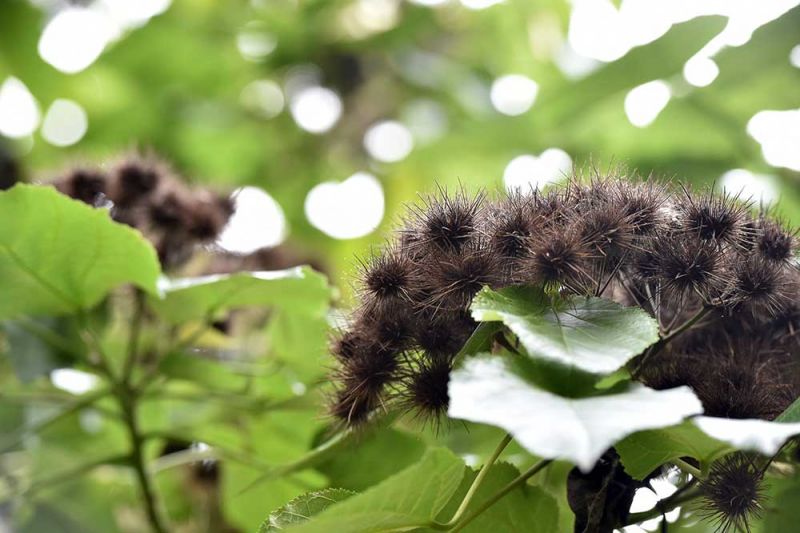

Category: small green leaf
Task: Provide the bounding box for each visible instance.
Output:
[448,354,703,471]
[150,267,330,324]
[0,185,160,319]
[286,447,465,533]
[616,422,731,479]
[777,397,800,423]
[258,489,356,532]
[470,286,659,374]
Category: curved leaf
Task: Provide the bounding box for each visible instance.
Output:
[470,286,659,374]
[694,416,800,456]
[150,267,330,323]
[448,354,703,471]
[0,185,160,319]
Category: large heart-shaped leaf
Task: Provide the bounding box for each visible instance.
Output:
[285,447,465,533]
[616,422,731,479]
[448,354,703,471]
[150,267,330,324]
[693,417,800,456]
[0,185,160,319]
[470,286,659,374]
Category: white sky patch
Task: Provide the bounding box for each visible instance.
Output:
[304,172,384,239]
[719,168,778,205]
[490,74,539,116]
[363,120,414,163]
[51,368,99,395]
[567,0,799,66]
[624,80,671,128]
[217,186,287,253]
[0,77,40,138]
[289,86,342,134]
[42,99,88,147]
[339,0,400,40]
[747,109,800,171]
[682,55,719,87]
[791,45,800,68]
[503,148,572,192]
[38,7,115,74]
[96,0,171,29]
[240,80,285,119]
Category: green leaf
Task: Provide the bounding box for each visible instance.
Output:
[763,473,800,533]
[314,427,426,491]
[448,353,703,471]
[149,267,330,324]
[616,421,731,479]
[285,447,465,533]
[693,416,800,456]
[0,185,160,319]
[777,397,800,423]
[470,286,659,374]
[433,462,559,533]
[258,489,356,532]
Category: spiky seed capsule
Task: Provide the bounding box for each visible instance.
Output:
[526,228,590,291]
[701,454,764,533]
[424,246,498,312]
[401,356,451,423]
[757,219,796,263]
[410,189,483,254]
[112,160,160,206]
[57,168,107,205]
[652,235,726,299]
[363,250,413,302]
[680,189,750,247]
[729,258,793,316]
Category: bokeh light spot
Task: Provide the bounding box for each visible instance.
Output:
[51,368,99,395]
[683,56,719,87]
[38,8,113,74]
[42,99,88,147]
[719,168,778,204]
[503,148,572,192]
[747,109,800,171]
[240,80,285,119]
[289,86,342,134]
[0,77,40,139]
[217,186,287,253]
[363,120,414,163]
[624,80,671,128]
[490,74,539,116]
[304,172,384,239]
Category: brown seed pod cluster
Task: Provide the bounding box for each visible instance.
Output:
[51,155,233,269]
[330,176,800,431]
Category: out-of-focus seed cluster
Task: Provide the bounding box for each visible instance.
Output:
[330,177,800,431]
[51,155,233,269]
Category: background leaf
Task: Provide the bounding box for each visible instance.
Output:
[0,185,160,319]
[150,267,330,324]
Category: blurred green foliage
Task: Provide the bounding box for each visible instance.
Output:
[1,1,799,532]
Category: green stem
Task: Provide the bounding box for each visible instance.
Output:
[121,291,146,386]
[444,459,553,532]
[672,458,703,479]
[120,389,169,533]
[442,433,513,528]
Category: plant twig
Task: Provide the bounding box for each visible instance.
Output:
[121,290,146,386]
[440,433,513,528]
[672,458,703,479]
[427,458,552,532]
[624,485,702,526]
